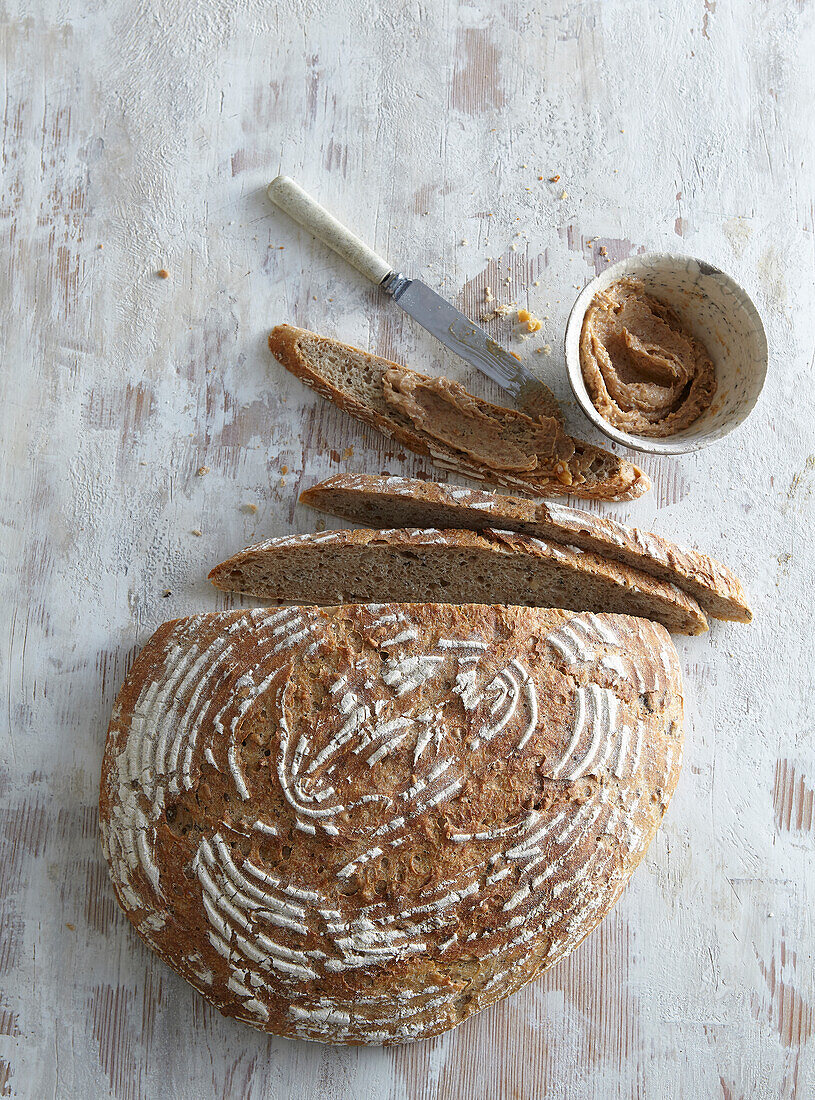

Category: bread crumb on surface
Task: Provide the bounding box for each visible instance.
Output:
[242,503,258,514]
[560,190,569,200]
[162,589,172,597]
[197,466,209,476]
[191,529,202,536]
[280,465,289,475]
[157,268,169,279]
[484,286,494,303]
[517,308,542,333]
[481,301,514,322]
[549,174,560,182]
[536,343,553,355]
[342,446,354,460]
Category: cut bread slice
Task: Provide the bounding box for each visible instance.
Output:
[300,474,751,623]
[209,527,707,634]
[269,324,650,502]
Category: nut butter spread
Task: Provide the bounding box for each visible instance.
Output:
[579,277,716,437]
[383,368,574,473]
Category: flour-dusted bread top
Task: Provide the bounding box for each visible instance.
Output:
[100,604,684,1044]
[269,324,650,502]
[300,474,751,623]
[208,526,708,635]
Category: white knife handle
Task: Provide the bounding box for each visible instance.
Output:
[267,176,393,285]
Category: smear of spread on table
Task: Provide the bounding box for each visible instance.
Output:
[579,277,716,436]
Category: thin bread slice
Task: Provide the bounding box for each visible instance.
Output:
[209,527,707,635]
[300,474,752,623]
[269,324,650,502]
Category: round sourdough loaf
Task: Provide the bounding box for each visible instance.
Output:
[100,603,684,1044]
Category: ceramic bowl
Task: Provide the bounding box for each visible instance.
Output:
[563,253,768,455]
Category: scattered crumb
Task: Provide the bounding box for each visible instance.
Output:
[162,589,172,598]
[481,301,514,322]
[538,176,544,180]
[98,243,103,250]
[279,478,286,487]
[549,174,560,182]
[191,529,202,536]
[517,308,542,333]
[536,343,553,355]
[197,466,209,476]
[242,503,258,514]
[342,446,354,460]
[66,923,76,931]
[560,191,569,200]
[460,238,468,246]
[157,268,169,279]
[533,280,540,287]
[280,465,289,475]
[484,287,494,303]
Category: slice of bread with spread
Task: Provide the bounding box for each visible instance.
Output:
[208,527,707,634]
[270,324,650,502]
[300,474,751,623]
[100,603,684,1043]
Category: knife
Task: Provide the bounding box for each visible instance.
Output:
[267,176,559,415]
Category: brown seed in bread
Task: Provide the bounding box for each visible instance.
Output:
[99,603,684,1044]
[299,474,751,623]
[207,527,707,634]
[269,324,651,502]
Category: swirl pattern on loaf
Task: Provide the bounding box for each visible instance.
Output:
[100,604,683,1043]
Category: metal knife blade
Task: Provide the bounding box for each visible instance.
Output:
[266,177,561,417]
[381,273,559,415]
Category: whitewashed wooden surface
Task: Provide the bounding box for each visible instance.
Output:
[1,1,814,1096]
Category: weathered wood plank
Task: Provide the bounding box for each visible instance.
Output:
[1,0,814,1097]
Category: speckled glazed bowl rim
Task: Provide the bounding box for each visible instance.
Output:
[563,252,768,455]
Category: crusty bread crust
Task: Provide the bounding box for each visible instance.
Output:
[269,325,651,502]
[208,526,708,635]
[300,474,751,623]
[100,604,684,1043]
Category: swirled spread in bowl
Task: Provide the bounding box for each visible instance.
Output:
[579,277,716,437]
